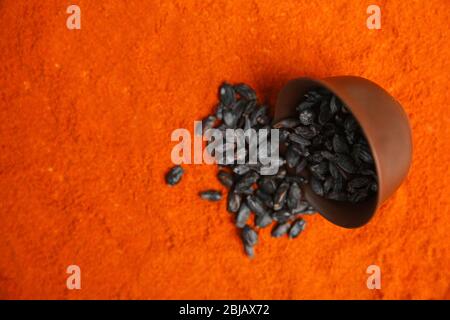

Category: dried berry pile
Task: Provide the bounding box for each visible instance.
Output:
[165,83,378,258]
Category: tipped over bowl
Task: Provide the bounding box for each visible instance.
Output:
[274,76,412,228]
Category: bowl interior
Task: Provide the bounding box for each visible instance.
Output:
[274,77,379,228]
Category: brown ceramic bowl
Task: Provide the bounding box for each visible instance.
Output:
[274,76,412,228]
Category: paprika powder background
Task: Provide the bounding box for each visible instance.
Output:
[0,0,449,299]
